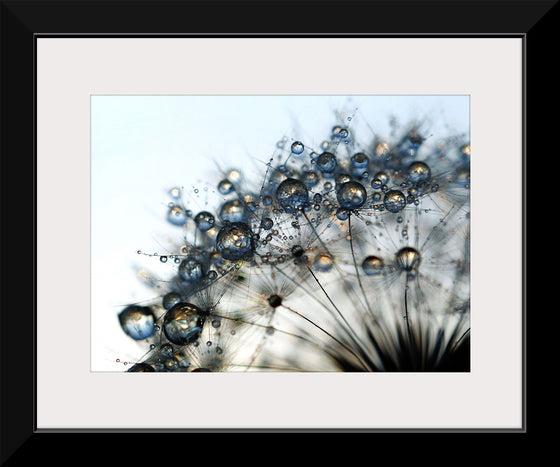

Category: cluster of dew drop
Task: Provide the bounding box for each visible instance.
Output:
[117,113,471,372]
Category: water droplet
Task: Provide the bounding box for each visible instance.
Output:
[371,172,389,189]
[261,217,273,230]
[336,181,367,209]
[351,152,369,169]
[163,303,204,345]
[335,173,352,186]
[407,161,431,183]
[167,205,187,226]
[408,132,424,147]
[118,305,155,340]
[276,178,309,212]
[314,253,334,272]
[194,211,215,232]
[160,343,173,357]
[291,141,304,154]
[383,190,406,213]
[178,257,205,282]
[216,222,256,261]
[316,152,337,173]
[160,256,168,263]
[169,187,181,199]
[207,270,218,280]
[218,179,234,195]
[301,171,320,188]
[163,292,182,310]
[362,256,384,275]
[219,200,245,223]
[164,357,178,371]
[226,169,242,184]
[212,318,221,328]
[396,247,421,271]
[336,208,349,220]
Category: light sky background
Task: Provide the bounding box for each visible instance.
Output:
[91,95,469,371]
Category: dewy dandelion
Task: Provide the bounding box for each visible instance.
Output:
[114,103,471,373]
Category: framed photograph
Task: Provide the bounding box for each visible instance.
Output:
[1,0,547,460]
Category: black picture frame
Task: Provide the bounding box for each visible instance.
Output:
[1,0,549,462]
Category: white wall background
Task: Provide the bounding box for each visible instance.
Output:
[37,38,521,429]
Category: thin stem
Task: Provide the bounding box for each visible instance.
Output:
[281,305,372,371]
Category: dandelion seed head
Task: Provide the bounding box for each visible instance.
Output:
[115,105,470,373]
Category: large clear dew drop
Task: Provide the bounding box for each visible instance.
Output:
[118,305,155,340]
[383,190,406,213]
[336,181,367,209]
[276,178,309,211]
[163,302,204,346]
[194,211,215,232]
[215,222,256,261]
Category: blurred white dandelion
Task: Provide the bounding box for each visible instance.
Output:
[91,95,470,372]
